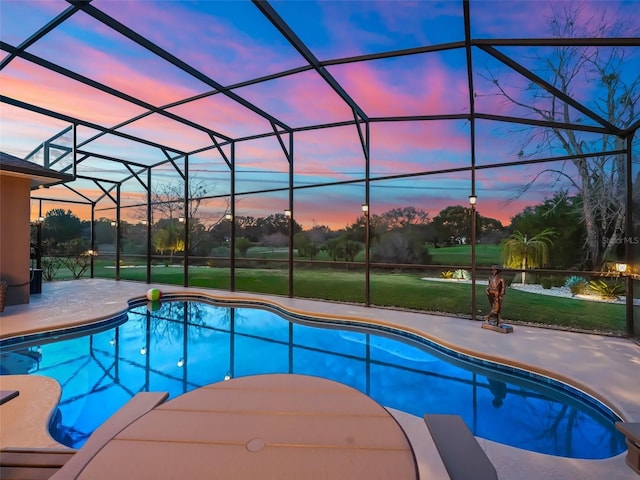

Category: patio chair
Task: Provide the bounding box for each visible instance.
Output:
[615,422,640,475]
[424,413,499,480]
[0,447,76,480]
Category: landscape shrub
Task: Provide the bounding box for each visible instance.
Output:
[565,275,588,295]
[452,269,470,280]
[589,279,625,300]
[540,277,554,289]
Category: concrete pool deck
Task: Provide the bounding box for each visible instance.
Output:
[1,278,639,479]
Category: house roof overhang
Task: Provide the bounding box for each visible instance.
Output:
[0,151,74,190]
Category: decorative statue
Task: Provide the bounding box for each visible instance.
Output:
[486,265,506,325]
[488,378,507,408]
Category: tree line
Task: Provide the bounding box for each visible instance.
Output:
[34,188,607,270]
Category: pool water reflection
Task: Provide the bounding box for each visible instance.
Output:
[0,299,625,459]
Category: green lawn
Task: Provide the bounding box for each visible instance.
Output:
[251,243,502,266]
[50,262,625,335]
[45,243,627,335]
[428,244,501,266]
[212,244,501,266]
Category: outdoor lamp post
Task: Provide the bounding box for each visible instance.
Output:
[284,208,293,297]
[111,220,120,279]
[615,262,633,336]
[362,204,370,306]
[469,195,477,320]
[225,212,235,292]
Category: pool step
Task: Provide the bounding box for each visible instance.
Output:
[0,447,76,480]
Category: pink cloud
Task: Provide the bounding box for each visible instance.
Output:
[235,137,291,171]
[477,197,529,226]
[233,70,353,129]
[28,31,208,107]
[1,59,145,126]
[0,105,72,158]
[330,57,468,118]
[168,93,275,140]
[118,113,213,153]
[234,194,288,218]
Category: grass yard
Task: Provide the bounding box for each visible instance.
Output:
[211,244,501,266]
[428,244,502,266]
[57,264,625,335]
[44,244,626,335]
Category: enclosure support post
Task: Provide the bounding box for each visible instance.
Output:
[115,184,121,281]
[625,131,635,337]
[230,143,236,292]
[146,168,152,284]
[470,196,477,320]
[183,155,189,288]
[288,136,294,298]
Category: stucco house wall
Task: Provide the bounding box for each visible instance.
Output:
[0,175,31,306]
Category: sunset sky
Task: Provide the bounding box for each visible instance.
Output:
[1,0,638,230]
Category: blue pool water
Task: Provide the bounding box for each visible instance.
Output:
[0,298,625,459]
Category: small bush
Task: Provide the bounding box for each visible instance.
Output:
[210,246,230,256]
[565,275,588,296]
[588,279,625,300]
[61,255,91,279]
[540,277,553,289]
[452,269,470,280]
[41,257,62,281]
[569,283,586,295]
[440,270,454,279]
[565,275,586,288]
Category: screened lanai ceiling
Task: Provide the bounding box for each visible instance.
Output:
[1,0,639,226]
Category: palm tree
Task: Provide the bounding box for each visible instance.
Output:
[501,229,555,285]
[153,223,184,264]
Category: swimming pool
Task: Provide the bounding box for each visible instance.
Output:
[0,297,626,459]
